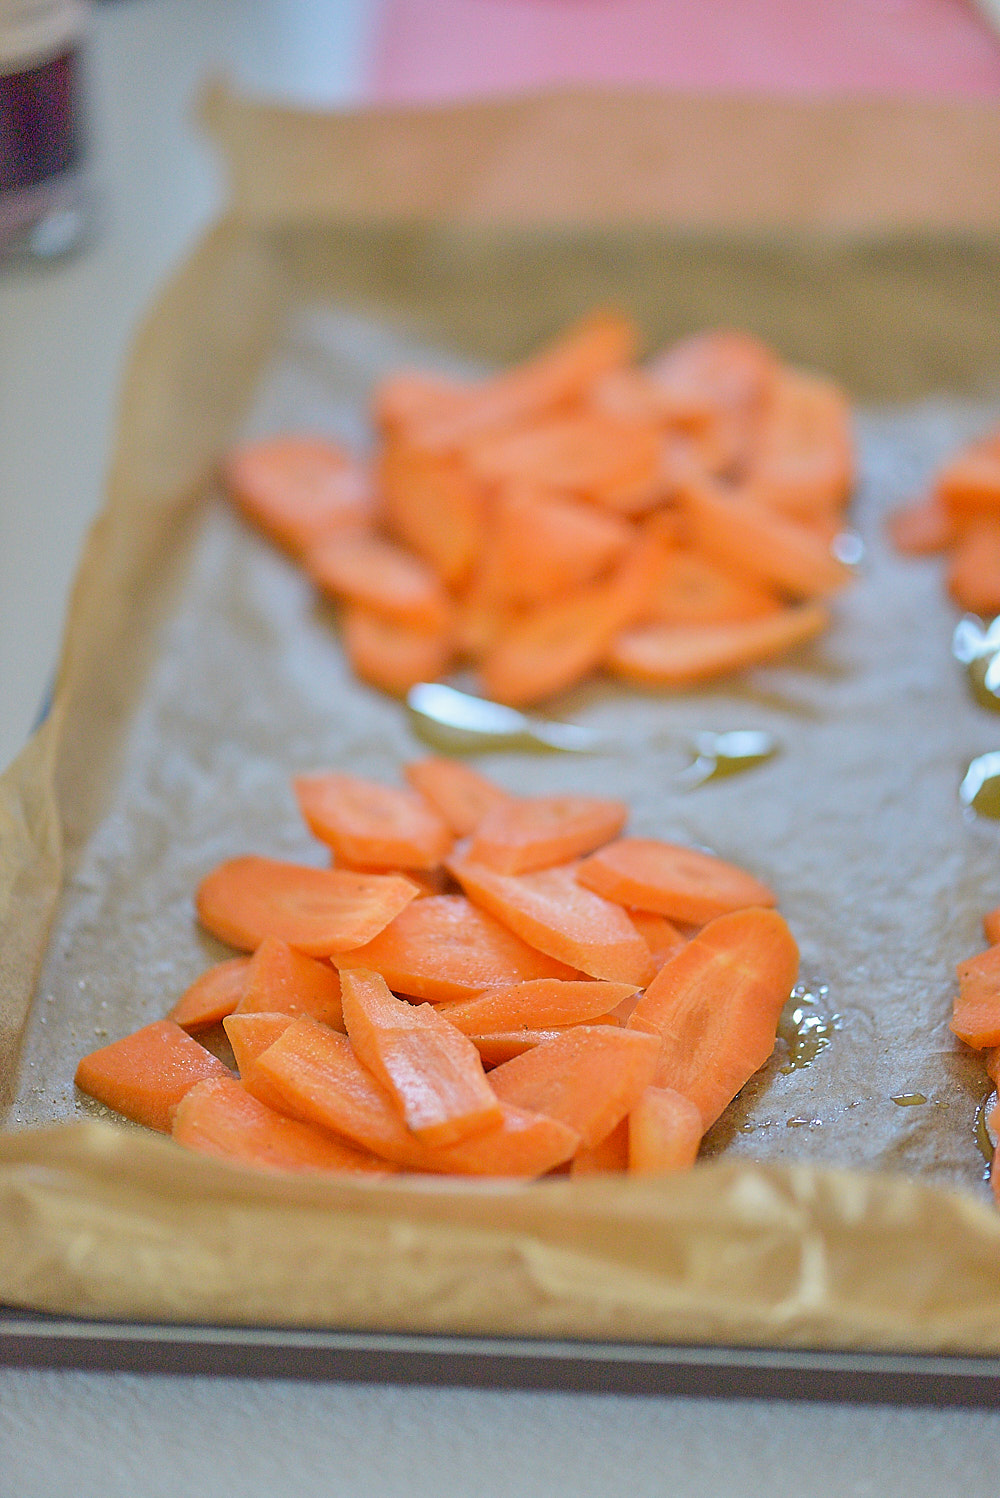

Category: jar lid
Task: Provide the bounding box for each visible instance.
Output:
[0,0,88,73]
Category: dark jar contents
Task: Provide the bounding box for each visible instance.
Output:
[0,2,89,258]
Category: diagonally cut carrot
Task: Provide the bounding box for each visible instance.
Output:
[488,1025,661,1147]
[747,367,854,520]
[221,435,374,557]
[467,412,663,514]
[951,943,1000,1049]
[167,956,250,1032]
[172,1075,395,1175]
[640,542,782,627]
[606,603,829,688]
[885,495,957,557]
[404,757,511,837]
[305,528,453,633]
[485,483,635,608]
[625,910,687,970]
[341,604,455,697]
[235,935,345,1030]
[945,517,1000,616]
[984,906,1000,946]
[196,855,420,956]
[570,1116,630,1175]
[447,851,655,986]
[223,1011,298,1113]
[435,977,637,1035]
[75,1020,231,1134]
[467,793,628,875]
[627,1085,704,1174]
[627,906,799,1128]
[339,968,502,1146]
[334,893,579,1002]
[376,440,483,586]
[468,1029,582,1067]
[294,771,453,872]
[575,837,776,926]
[936,433,1000,522]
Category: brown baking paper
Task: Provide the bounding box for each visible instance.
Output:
[5,85,1000,1351]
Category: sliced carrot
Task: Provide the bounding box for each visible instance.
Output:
[936,433,1000,521]
[885,495,957,557]
[485,483,635,608]
[467,793,628,875]
[254,1016,579,1176]
[467,412,663,515]
[222,1011,298,1114]
[640,542,782,627]
[376,440,482,587]
[195,855,419,956]
[647,329,778,423]
[339,968,501,1146]
[747,368,854,520]
[488,1025,661,1148]
[448,852,655,986]
[75,1020,230,1134]
[625,910,687,969]
[221,435,374,556]
[468,1029,579,1067]
[167,956,250,1032]
[305,528,453,633]
[408,308,638,452]
[436,977,637,1034]
[627,907,799,1128]
[294,771,453,872]
[371,369,468,436]
[570,1116,630,1175]
[335,893,578,1002]
[341,604,455,696]
[627,1085,704,1174]
[575,837,776,926]
[984,906,1000,945]
[172,1074,394,1175]
[945,518,1000,616]
[404,756,511,837]
[951,944,1000,1049]
[477,536,658,706]
[235,935,345,1029]
[606,603,829,688]
[677,472,853,599]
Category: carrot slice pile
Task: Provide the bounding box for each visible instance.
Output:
[75,754,802,1180]
[221,316,855,705]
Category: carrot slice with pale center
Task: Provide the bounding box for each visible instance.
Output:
[235,935,345,1030]
[488,1025,661,1148]
[467,793,628,875]
[221,435,373,557]
[75,1020,231,1134]
[341,604,455,697]
[335,893,578,1002]
[627,906,799,1129]
[436,978,636,1034]
[447,852,655,986]
[196,855,420,956]
[172,1075,394,1175]
[575,837,776,926]
[404,757,511,837]
[294,771,453,872]
[305,527,453,633]
[167,956,250,1032]
[627,1085,704,1175]
[339,967,502,1147]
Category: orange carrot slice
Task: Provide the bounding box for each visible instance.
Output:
[570,1117,630,1175]
[341,604,455,696]
[575,837,776,926]
[172,1074,394,1175]
[335,893,578,1002]
[468,1030,578,1067]
[625,910,687,969]
[221,435,374,556]
[436,977,637,1034]
[486,483,635,608]
[885,495,957,557]
[488,1025,661,1148]
[677,473,853,599]
[167,957,250,1032]
[627,907,799,1128]
[467,412,663,514]
[235,935,345,1029]
[376,440,483,586]
[467,793,628,875]
[409,309,638,452]
[946,518,1000,616]
[984,906,1000,946]
[75,1020,231,1133]
[640,543,782,626]
[748,368,854,519]
[339,968,502,1146]
[371,370,468,436]
[305,528,453,633]
[196,855,419,956]
[404,757,511,837]
[936,433,1000,521]
[606,603,829,688]
[951,944,1000,1049]
[223,1011,298,1113]
[254,1016,578,1176]
[627,1085,704,1174]
[294,771,453,872]
[447,852,655,986]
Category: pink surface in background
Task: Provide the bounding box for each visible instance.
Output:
[370,0,1000,101]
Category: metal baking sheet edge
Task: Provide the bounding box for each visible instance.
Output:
[2,1307,999,1405]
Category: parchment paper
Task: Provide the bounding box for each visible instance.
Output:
[5,86,1000,1352]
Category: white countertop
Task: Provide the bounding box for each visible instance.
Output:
[2,1,1000,1488]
